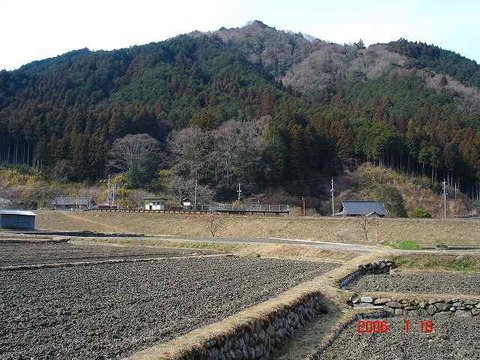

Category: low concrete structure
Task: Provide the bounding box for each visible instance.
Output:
[143,198,165,211]
[0,210,36,230]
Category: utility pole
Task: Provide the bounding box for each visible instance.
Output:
[331,177,335,216]
[237,183,242,203]
[112,183,117,208]
[194,179,198,210]
[442,179,447,219]
[107,174,111,207]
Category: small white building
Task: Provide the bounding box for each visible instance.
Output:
[143,198,165,210]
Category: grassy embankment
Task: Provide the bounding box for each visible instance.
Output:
[36,210,480,247]
[393,254,480,272]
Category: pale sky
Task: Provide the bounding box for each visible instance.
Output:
[1,0,479,70]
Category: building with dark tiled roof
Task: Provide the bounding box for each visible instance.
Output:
[337,200,386,217]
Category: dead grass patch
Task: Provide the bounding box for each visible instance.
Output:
[73,238,357,264]
[36,211,480,247]
[393,254,480,272]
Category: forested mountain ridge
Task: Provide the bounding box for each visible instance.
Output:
[2,21,480,203]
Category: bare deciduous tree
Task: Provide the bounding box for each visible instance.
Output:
[208,213,223,237]
[213,119,266,189]
[358,215,379,242]
[166,119,266,198]
[108,134,161,172]
[359,216,369,242]
[169,177,214,205]
[108,134,164,187]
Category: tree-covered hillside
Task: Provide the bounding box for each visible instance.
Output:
[388,38,480,88]
[0,33,304,182]
[1,22,480,202]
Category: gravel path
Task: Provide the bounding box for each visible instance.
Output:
[0,241,215,266]
[0,257,336,359]
[346,272,480,295]
[319,314,480,360]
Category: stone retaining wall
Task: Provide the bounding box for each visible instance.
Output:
[170,292,329,360]
[343,260,480,317]
[349,295,480,317]
[339,260,395,288]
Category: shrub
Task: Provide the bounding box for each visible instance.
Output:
[372,184,407,217]
[410,207,432,218]
[384,239,421,250]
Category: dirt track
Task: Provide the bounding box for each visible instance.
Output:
[0,256,336,359]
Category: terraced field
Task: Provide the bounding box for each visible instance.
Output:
[0,253,336,359]
[320,263,480,360]
[346,272,480,296]
[0,240,215,266]
[318,314,480,360]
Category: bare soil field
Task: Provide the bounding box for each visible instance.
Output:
[0,240,216,267]
[35,210,480,247]
[346,272,480,296]
[0,256,337,359]
[318,314,480,360]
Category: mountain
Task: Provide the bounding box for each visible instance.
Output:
[1,21,480,201]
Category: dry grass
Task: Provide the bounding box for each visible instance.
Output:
[233,244,358,263]
[36,210,480,247]
[73,238,239,254]
[393,254,480,272]
[74,238,358,264]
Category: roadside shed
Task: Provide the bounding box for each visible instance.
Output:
[0,210,36,229]
[337,200,386,217]
[51,197,96,211]
[143,197,165,210]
